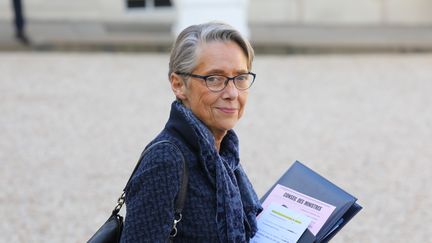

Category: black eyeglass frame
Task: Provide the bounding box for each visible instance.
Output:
[175,71,256,92]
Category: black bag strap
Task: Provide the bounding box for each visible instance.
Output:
[112,140,189,223]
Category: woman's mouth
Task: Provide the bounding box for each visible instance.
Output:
[217,107,238,114]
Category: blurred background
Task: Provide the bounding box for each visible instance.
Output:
[1,0,432,51]
[1,0,431,242]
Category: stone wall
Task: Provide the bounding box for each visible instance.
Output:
[1,0,431,25]
[0,0,174,22]
[249,0,432,25]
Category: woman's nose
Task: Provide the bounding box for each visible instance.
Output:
[222,80,239,99]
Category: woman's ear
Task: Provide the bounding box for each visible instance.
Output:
[170,73,187,101]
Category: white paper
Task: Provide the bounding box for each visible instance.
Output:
[251,203,312,243]
[261,184,336,236]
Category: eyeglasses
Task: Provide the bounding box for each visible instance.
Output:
[175,72,256,92]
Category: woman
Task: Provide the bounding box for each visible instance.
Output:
[121,22,262,242]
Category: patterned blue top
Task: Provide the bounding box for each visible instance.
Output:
[120,101,262,242]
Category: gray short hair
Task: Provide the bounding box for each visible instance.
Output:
[168,22,254,79]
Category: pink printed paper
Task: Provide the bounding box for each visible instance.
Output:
[261,184,336,236]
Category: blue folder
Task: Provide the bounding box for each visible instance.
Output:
[260,161,362,243]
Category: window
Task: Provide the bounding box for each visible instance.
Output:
[127,0,146,8]
[154,0,171,7]
[126,0,172,9]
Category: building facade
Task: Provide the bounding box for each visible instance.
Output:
[1,0,431,51]
[1,0,432,25]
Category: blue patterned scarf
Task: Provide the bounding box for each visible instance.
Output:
[174,101,262,242]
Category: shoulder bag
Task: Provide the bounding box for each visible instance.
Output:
[87,140,189,243]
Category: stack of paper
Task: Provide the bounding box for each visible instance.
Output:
[256,161,362,243]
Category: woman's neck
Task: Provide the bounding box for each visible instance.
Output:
[212,129,227,152]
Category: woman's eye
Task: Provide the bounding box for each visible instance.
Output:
[207,76,224,83]
[236,75,248,81]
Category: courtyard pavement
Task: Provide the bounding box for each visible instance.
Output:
[1,52,431,242]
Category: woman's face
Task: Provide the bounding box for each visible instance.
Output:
[173,41,249,136]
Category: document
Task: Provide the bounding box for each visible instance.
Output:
[261,184,336,236]
[251,203,311,243]
[260,161,362,242]
[262,184,335,235]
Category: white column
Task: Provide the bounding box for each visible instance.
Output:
[172,0,250,38]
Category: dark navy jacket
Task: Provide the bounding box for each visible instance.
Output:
[120,102,261,242]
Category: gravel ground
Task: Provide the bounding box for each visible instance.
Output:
[1,52,431,243]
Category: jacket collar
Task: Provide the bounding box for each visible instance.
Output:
[164,101,240,169]
[164,101,202,152]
